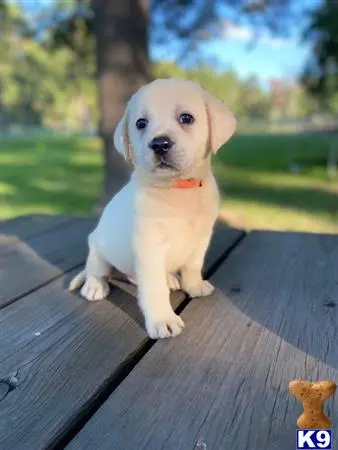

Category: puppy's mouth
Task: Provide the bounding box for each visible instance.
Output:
[155,158,179,171]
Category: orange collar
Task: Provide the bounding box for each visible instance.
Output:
[172,178,203,189]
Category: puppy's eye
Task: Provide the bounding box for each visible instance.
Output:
[136,118,148,130]
[179,113,194,125]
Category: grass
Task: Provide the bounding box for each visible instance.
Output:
[0,135,103,218]
[215,134,338,232]
[0,133,337,233]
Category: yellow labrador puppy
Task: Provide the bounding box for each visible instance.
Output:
[69,78,236,339]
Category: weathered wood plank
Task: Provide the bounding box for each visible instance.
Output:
[0,214,74,239]
[0,215,76,257]
[0,222,241,450]
[203,218,243,276]
[0,217,95,308]
[68,231,338,450]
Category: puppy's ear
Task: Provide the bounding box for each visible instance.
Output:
[113,105,131,161]
[203,90,237,154]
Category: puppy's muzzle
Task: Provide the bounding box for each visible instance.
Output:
[149,135,174,157]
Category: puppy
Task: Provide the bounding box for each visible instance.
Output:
[69,78,236,339]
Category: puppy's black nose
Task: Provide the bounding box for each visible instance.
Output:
[149,135,173,155]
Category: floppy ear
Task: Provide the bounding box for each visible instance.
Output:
[113,104,131,161]
[203,90,237,154]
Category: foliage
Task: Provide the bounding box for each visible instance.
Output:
[151,0,300,61]
[0,0,336,132]
[302,0,338,111]
[154,61,315,121]
[0,1,97,130]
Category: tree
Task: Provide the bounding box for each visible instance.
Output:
[39,0,149,205]
[92,0,149,206]
[0,2,94,129]
[302,0,338,112]
[3,4,314,135]
[151,0,299,61]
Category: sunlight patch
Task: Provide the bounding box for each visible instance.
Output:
[0,182,15,195]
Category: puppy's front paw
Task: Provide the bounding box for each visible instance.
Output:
[81,276,110,301]
[167,273,181,291]
[145,313,185,339]
[183,279,214,298]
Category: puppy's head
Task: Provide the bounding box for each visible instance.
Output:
[114,79,236,179]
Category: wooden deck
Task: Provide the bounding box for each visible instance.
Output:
[1,215,337,450]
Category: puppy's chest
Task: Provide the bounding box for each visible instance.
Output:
[169,200,216,234]
[166,191,218,232]
[168,218,206,248]
[137,184,219,268]
[165,194,218,267]
[164,215,211,271]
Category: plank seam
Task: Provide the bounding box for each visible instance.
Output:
[0,262,85,311]
[48,339,155,449]
[205,231,246,279]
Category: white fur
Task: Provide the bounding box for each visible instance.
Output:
[69,78,236,339]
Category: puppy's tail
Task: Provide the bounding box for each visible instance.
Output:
[68,270,86,291]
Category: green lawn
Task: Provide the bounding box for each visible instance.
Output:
[0,135,103,218]
[0,133,337,233]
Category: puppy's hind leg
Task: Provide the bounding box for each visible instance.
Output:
[80,244,111,302]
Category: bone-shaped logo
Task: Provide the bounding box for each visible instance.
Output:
[289,380,336,429]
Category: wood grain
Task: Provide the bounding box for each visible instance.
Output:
[0,217,95,308]
[0,219,241,449]
[68,231,338,450]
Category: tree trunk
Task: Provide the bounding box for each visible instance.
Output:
[92,0,150,211]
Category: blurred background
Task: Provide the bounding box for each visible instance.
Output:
[0,0,337,233]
